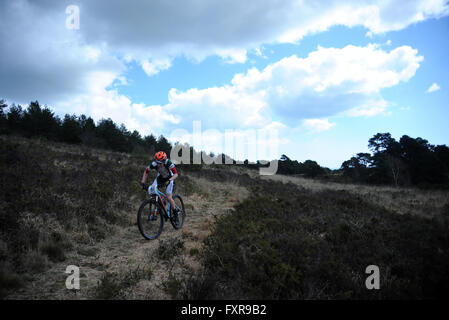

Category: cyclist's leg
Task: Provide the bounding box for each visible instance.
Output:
[147,177,159,221]
[149,175,158,194]
[156,176,171,213]
[166,180,176,214]
[166,180,174,195]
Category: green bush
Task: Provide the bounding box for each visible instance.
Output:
[157,238,185,261]
[162,273,183,298]
[40,242,66,262]
[0,262,23,299]
[94,271,121,299]
[94,266,152,299]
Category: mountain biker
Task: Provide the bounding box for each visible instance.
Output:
[141,151,179,220]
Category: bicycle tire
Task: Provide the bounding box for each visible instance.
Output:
[170,195,185,230]
[137,199,164,240]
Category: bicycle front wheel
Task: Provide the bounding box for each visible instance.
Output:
[137,199,164,240]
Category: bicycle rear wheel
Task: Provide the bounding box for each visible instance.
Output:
[137,199,164,240]
[170,195,185,229]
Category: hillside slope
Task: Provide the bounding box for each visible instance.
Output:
[2,135,449,299]
[1,135,248,299]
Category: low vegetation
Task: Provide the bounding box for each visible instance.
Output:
[1,132,449,299]
[182,178,449,299]
[94,265,153,299]
[0,136,142,298]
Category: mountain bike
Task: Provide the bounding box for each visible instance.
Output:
[137,183,185,240]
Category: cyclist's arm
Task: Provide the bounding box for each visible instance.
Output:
[169,164,178,181]
[141,167,150,184]
[142,161,158,184]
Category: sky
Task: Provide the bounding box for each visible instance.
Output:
[1,0,448,168]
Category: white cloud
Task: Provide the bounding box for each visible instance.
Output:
[254,47,263,57]
[0,0,124,105]
[141,58,173,76]
[253,44,418,95]
[29,41,423,142]
[345,99,389,117]
[0,0,443,105]
[4,0,439,80]
[0,0,438,140]
[228,44,422,123]
[426,82,440,93]
[275,1,449,42]
[105,43,421,138]
[216,48,248,64]
[302,119,336,133]
[164,86,269,130]
[58,71,179,135]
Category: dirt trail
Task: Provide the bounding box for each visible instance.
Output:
[6,174,249,300]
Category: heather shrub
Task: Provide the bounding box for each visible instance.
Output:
[186,180,449,299]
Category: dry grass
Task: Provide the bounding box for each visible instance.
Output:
[261,173,449,218]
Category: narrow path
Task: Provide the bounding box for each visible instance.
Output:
[6,175,249,299]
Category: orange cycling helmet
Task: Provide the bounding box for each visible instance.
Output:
[155,151,167,163]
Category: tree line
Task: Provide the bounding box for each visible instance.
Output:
[0,99,267,167]
[341,132,449,188]
[277,155,331,177]
[0,99,171,155]
[1,99,448,188]
[244,132,449,189]
[0,99,331,175]
[0,99,277,168]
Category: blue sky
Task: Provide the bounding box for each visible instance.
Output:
[1,0,448,168]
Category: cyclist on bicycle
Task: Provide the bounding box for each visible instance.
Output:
[141,151,179,220]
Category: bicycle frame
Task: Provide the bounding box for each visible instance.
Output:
[150,188,172,219]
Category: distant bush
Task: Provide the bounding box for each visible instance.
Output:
[278,155,328,177]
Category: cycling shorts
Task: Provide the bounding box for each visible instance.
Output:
[150,176,174,195]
